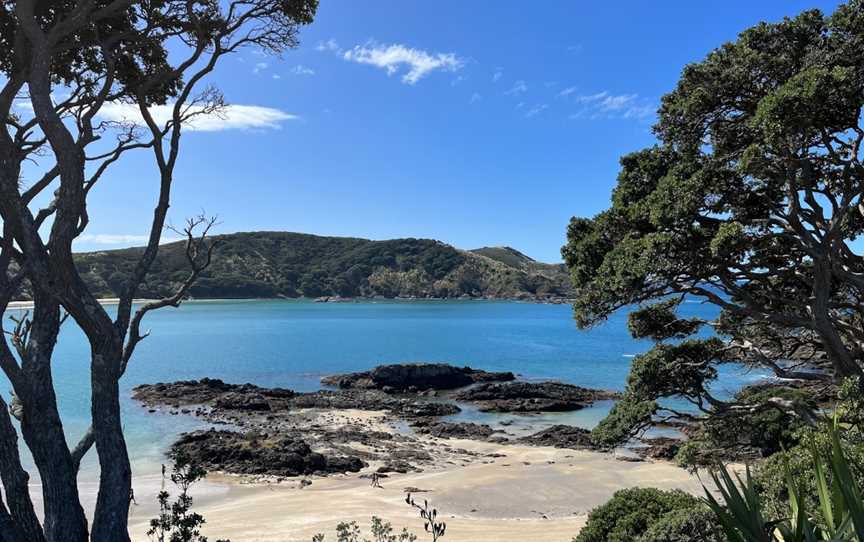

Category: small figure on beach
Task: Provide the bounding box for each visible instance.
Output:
[370,472,382,488]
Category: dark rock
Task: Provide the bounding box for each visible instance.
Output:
[517,425,594,449]
[321,363,515,392]
[377,461,416,474]
[413,420,496,440]
[171,429,365,477]
[452,381,621,413]
[637,437,682,460]
[134,380,459,418]
[214,392,271,411]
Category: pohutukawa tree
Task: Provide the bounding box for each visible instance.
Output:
[562,1,864,449]
[0,2,317,541]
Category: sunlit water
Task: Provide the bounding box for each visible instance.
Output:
[1,299,768,478]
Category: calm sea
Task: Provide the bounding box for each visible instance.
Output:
[2,299,766,476]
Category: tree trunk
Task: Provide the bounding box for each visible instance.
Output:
[812,260,864,380]
[17,293,88,542]
[0,397,44,542]
[89,343,131,542]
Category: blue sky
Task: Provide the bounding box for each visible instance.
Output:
[68,0,842,262]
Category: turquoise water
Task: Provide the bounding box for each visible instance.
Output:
[2,299,766,475]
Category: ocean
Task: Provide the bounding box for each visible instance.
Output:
[2,299,766,477]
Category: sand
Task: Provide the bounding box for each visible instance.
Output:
[118,411,708,542]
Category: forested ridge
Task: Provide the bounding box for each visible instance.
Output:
[68,231,571,300]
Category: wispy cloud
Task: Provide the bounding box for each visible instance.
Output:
[74,234,182,247]
[504,80,527,96]
[316,39,341,53]
[558,86,577,98]
[272,74,282,80]
[565,91,655,121]
[567,44,584,55]
[492,67,504,83]
[291,65,315,76]
[470,92,482,104]
[524,103,548,118]
[98,103,300,132]
[340,41,464,84]
[253,62,268,75]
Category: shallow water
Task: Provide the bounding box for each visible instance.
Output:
[1,299,766,476]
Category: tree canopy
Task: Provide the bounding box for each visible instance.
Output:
[0,2,317,541]
[563,1,864,448]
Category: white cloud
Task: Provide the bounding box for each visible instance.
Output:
[558,86,577,98]
[74,234,182,247]
[492,67,503,83]
[253,62,269,74]
[316,38,341,53]
[470,92,482,104]
[272,74,282,80]
[291,65,315,76]
[98,103,299,132]
[563,91,655,121]
[567,44,584,55]
[524,103,548,118]
[341,42,464,84]
[504,80,527,96]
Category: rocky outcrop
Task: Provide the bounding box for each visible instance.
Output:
[171,429,365,477]
[637,437,682,460]
[132,378,295,408]
[451,381,620,413]
[517,425,594,449]
[322,363,515,392]
[132,380,461,417]
[412,420,497,440]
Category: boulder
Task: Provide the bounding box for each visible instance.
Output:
[452,381,620,413]
[171,429,365,477]
[412,420,496,440]
[321,363,515,392]
[517,425,594,449]
[214,392,271,411]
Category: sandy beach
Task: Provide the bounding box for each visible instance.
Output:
[115,410,706,542]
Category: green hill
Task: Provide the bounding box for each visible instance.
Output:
[71,232,572,301]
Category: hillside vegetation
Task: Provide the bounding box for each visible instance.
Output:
[71,232,572,301]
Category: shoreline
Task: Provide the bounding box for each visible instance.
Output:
[119,412,706,542]
[7,296,573,310]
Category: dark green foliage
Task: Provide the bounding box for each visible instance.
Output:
[706,420,864,541]
[69,232,570,300]
[591,397,657,448]
[590,338,724,447]
[564,0,864,446]
[573,488,709,542]
[639,506,723,542]
[148,454,228,542]
[754,428,864,526]
[677,386,817,468]
[627,299,703,341]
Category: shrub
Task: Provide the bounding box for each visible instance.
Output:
[573,487,708,542]
[706,418,864,541]
[639,506,723,542]
[148,453,229,542]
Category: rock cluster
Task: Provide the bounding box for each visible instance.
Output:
[516,425,594,449]
[321,363,515,392]
[412,420,497,440]
[452,381,620,413]
[171,429,365,477]
[133,381,461,418]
